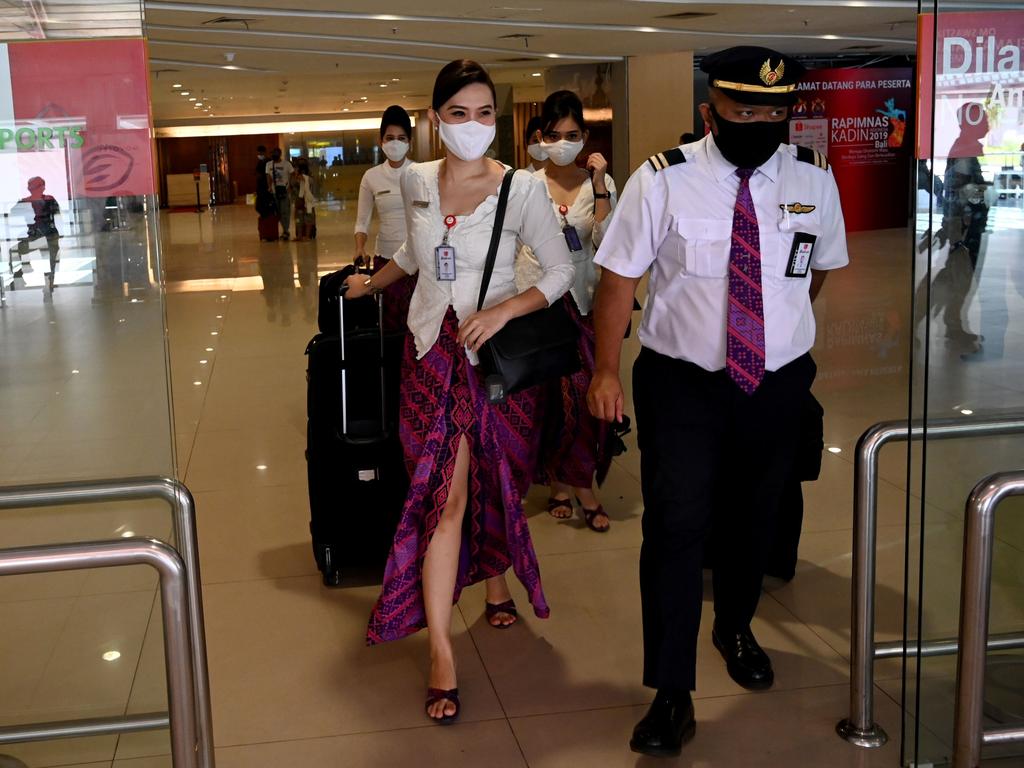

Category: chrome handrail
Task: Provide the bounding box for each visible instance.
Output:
[0,477,213,768]
[953,471,1024,767]
[0,539,197,768]
[837,414,1024,748]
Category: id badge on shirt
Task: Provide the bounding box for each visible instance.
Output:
[786,233,817,278]
[563,225,583,252]
[435,245,457,281]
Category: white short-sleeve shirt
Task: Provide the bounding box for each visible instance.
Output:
[355,159,413,259]
[392,160,575,361]
[530,169,617,316]
[595,134,848,372]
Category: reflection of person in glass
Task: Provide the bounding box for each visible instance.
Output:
[917,102,990,350]
[15,176,61,293]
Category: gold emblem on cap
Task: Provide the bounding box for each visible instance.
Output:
[760,58,785,86]
[780,202,816,214]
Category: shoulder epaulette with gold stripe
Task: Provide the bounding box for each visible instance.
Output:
[795,145,830,171]
[647,147,686,172]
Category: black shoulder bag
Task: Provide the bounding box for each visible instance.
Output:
[476,169,581,404]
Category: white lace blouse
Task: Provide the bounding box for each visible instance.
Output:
[392,160,575,361]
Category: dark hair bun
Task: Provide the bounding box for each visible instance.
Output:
[432,60,497,112]
[380,105,412,140]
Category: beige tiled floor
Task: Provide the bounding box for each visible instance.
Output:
[1,199,1023,768]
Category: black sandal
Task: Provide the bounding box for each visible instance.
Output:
[425,687,460,725]
[577,498,610,533]
[546,496,573,520]
[485,598,518,629]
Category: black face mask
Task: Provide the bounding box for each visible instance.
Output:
[709,104,790,170]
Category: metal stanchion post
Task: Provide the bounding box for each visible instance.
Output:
[0,539,198,768]
[952,471,1024,768]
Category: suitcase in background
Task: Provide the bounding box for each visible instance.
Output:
[258,213,280,242]
[305,283,408,586]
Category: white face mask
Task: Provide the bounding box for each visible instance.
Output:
[542,139,584,166]
[437,119,496,162]
[382,140,409,163]
[527,143,548,162]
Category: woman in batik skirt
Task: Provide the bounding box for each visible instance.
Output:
[527,90,618,532]
[344,59,573,724]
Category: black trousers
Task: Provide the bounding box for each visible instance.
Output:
[633,347,816,691]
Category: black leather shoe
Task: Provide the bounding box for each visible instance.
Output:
[629,691,696,758]
[712,622,774,690]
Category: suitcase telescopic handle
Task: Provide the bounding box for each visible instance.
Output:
[337,274,389,444]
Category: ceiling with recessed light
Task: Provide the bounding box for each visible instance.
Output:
[4,0,1017,123]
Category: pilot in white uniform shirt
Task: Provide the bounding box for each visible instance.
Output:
[589,45,849,758]
[596,134,847,368]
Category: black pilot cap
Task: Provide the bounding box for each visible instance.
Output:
[700,46,806,106]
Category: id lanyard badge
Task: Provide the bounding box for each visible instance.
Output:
[435,215,457,281]
[559,205,583,252]
[786,232,817,278]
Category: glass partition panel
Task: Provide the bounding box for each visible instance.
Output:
[908,3,1024,764]
[0,17,176,766]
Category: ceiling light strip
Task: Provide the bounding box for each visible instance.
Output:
[146,23,623,62]
[155,116,409,138]
[150,38,450,64]
[145,1,916,45]
[150,57,274,72]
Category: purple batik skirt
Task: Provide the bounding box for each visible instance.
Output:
[366,308,550,645]
[535,296,611,489]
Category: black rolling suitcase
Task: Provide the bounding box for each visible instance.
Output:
[305,272,408,587]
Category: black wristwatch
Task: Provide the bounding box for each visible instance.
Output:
[593,191,612,199]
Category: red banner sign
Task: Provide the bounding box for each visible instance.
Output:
[2,39,154,198]
[917,11,1024,161]
[789,67,914,232]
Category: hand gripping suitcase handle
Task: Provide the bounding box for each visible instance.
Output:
[337,277,389,443]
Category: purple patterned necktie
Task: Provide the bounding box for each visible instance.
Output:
[726,168,766,395]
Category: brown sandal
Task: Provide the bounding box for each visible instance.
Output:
[577,498,610,533]
[546,496,573,520]
[425,687,460,725]
[485,599,518,629]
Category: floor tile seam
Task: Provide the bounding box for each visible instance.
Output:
[750,592,851,666]
[198,571,321,587]
[0,586,163,606]
[25,586,159,714]
[199,572,323,589]
[116,589,162,751]
[503,681,863,724]
[22,574,91,711]
[762,590,859,665]
[210,715,514,750]
[531,544,642,560]
[457,601,518,739]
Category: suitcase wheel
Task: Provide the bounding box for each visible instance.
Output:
[321,546,342,588]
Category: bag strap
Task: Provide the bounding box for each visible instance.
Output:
[477,168,516,312]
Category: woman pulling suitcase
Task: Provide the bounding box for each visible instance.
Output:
[344,59,574,724]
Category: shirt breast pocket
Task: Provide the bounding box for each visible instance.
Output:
[676,219,731,279]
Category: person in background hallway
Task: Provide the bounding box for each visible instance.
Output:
[15,176,61,295]
[254,144,278,224]
[355,105,414,264]
[679,132,698,145]
[354,104,417,331]
[524,115,548,172]
[346,59,573,724]
[265,148,295,240]
[915,102,991,355]
[292,158,317,242]
[532,90,617,532]
[587,46,848,756]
